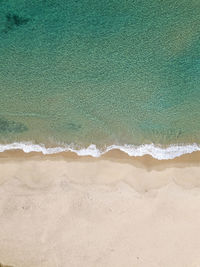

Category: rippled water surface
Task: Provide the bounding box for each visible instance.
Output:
[0,0,200,149]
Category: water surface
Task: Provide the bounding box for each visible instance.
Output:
[0,0,200,156]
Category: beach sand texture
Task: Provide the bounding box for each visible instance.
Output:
[0,151,200,267]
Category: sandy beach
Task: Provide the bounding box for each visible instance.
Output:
[0,151,200,267]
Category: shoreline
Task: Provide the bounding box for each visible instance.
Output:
[1,147,200,169]
[1,142,200,160]
[1,150,200,266]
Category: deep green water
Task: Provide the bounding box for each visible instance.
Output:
[0,0,200,149]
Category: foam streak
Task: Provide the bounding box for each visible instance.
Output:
[0,142,200,160]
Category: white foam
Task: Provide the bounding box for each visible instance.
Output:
[0,142,200,160]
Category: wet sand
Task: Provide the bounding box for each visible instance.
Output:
[0,150,200,267]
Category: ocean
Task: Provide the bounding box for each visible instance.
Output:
[0,0,200,159]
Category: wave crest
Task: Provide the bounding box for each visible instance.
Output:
[0,142,200,160]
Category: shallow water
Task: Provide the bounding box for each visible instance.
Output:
[0,0,200,155]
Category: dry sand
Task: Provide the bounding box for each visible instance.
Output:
[0,150,200,267]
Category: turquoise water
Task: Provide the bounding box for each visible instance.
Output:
[0,0,200,155]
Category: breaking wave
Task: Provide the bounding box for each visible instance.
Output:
[0,142,200,160]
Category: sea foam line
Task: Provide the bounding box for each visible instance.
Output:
[0,142,200,160]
